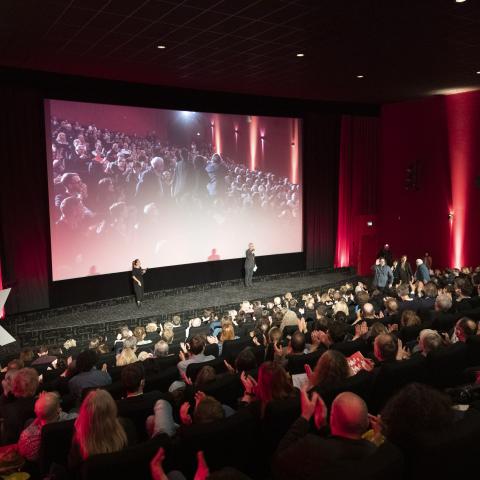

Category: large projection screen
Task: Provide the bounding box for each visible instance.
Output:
[45,99,303,281]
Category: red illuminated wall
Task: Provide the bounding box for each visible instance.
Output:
[378,90,480,268]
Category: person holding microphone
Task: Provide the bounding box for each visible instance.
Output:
[132,259,147,307]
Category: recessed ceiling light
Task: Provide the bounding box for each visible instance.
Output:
[356,74,364,79]
[476,70,480,74]
[157,45,166,49]
[296,53,304,57]
[455,0,466,3]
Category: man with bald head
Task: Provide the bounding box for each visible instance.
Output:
[275,389,376,479]
[18,392,77,461]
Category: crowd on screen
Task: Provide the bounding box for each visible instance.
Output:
[1,260,480,477]
[49,117,301,237]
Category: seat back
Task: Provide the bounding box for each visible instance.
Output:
[39,419,75,474]
[220,338,252,363]
[186,357,226,383]
[426,343,468,388]
[403,412,480,480]
[262,396,301,455]
[144,366,179,393]
[286,348,324,375]
[81,434,170,480]
[171,408,258,478]
[200,374,244,409]
[316,370,374,408]
[370,356,427,413]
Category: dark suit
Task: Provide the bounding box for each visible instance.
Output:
[244,248,256,287]
[398,262,413,283]
[275,417,376,480]
[135,167,163,205]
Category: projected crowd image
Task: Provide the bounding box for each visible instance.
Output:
[46,100,302,281]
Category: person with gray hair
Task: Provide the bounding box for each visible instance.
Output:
[154,340,170,357]
[135,156,165,203]
[435,294,453,312]
[18,392,76,461]
[418,329,443,356]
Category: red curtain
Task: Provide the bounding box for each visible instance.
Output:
[335,116,379,274]
[304,113,341,269]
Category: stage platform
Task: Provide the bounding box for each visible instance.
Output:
[2,267,357,356]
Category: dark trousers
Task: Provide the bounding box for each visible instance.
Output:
[133,283,144,302]
[245,267,254,287]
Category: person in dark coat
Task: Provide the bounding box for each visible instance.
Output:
[132,258,147,307]
[205,153,227,197]
[135,156,164,206]
[398,255,413,284]
[275,390,376,480]
[377,244,393,266]
[172,148,194,202]
[244,242,256,288]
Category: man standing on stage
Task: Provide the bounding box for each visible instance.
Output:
[372,257,393,292]
[244,243,256,288]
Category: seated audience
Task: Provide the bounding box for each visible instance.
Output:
[69,389,129,469]
[275,389,376,479]
[18,391,77,462]
[68,350,111,401]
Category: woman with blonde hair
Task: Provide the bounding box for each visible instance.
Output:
[333,300,349,316]
[69,390,127,467]
[207,320,238,355]
[116,347,138,367]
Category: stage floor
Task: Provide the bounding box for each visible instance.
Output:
[3,268,357,353]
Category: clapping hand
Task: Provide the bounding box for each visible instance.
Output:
[224,359,235,374]
[300,385,327,429]
[180,402,193,425]
[194,391,206,409]
[150,447,168,480]
[194,451,210,480]
[180,371,193,385]
[240,371,257,402]
[396,339,410,360]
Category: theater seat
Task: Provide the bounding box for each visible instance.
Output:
[39,418,75,474]
[315,369,374,408]
[401,410,480,480]
[81,434,170,480]
[262,396,301,457]
[220,338,253,363]
[370,355,428,413]
[426,343,468,388]
[144,366,179,393]
[199,373,244,409]
[286,348,325,375]
[170,407,259,478]
[185,357,227,383]
[466,335,480,366]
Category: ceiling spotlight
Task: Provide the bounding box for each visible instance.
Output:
[157,45,166,49]
[476,71,480,74]
[296,53,304,57]
[196,132,201,136]
[356,74,365,79]
[455,0,466,3]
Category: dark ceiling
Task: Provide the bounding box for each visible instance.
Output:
[1,0,480,103]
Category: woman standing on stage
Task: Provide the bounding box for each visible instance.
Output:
[132,259,147,307]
